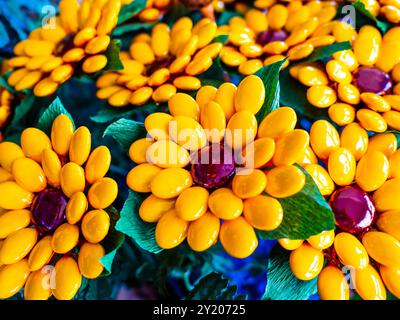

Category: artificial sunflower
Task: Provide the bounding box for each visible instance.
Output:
[0,114,118,300]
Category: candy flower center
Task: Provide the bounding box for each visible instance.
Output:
[32,188,68,232]
[329,186,376,234]
[191,143,236,189]
[353,66,392,94]
[256,30,287,46]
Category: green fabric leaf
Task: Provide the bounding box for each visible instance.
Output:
[185,272,244,300]
[279,68,330,121]
[113,22,154,37]
[257,165,335,240]
[0,74,16,93]
[117,0,147,25]
[103,118,146,153]
[100,206,125,275]
[352,1,394,33]
[263,245,318,300]
[36,97,75,135]
[217,10,242,25]
[4,93,35,137]
[116,190,163,254]
[254,58,288,123]
[293,41,352,65]
[213,34,229,44]
[104,39,123,71]
[91,103,159,123]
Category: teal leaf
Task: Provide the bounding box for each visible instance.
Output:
[352,1,394,33]
[117,0,147,25]
[257,165,335,240]
[217,10,242,25]
[4,93,35,137]
[113,22,154,37]
[103,118,146,153]
[279,68,330,121]
[213,34,229,44]
[104,39,123,71]
[0,74,16,93]
[263,246,318,300]
[100,206,125,275]
[254,58,288,123]
[116,190,163,254]
[292,41,352,65]
[36,97,75,135]
[185,272,245,300]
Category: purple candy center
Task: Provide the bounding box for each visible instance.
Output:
[32,188,68,232]
[329,186,375,234]
[353,67,392,94]
[256,30,287,46]
[191,143,236,189]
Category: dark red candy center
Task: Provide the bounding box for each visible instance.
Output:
[329,186,375,234]
[256,30,287,46]
[353,67,392,94]
[191,143,236,189]
[32,188,68,232]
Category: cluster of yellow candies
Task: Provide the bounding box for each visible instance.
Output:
[7,0,125,97]
[0,114,118,300]
[96,17,223,106]
[217,1,338,75]
[126,75,319,259]
[279,119,400,300]
[290,22,400,131]
[360,0,400,23]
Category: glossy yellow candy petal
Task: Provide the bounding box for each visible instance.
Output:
[380,265,400,299]
[11,158,46,193]
[144,112,173,140]
[208,188,243,220]
[318,265,350,300]
[53,256,82,300]
[257,107,297,139]
[151,23,170,57]
[340,123,368,161]
[278,238,303,251]
[130,42,155,65]
[0,181,34,210]
[328,147,356,186]
[150,168,193,199]
[69,126,91,166]
[200,101,226,143]
[85,146,111,184]
[326,60,352,84]
[41,149,62,187]
[82,54,107,73]
[226,111,257,149]
[196,85,217,109]
[353,25,381,66]
[243,138,275,169]
[334,232,369,269]
[187,212,219,252]
[51,223,79,254]
[305,164,335,196]
[88,177,118,209]
[337,83,360,105]
[129,138,153,164]
[377,210,400,241]
[307,230,335,250]
[66,192,88,225]
[310,120,340,160]
[307,85,337,108]
[24,270,52,300]
[374,178,400,211]
[214,83,236,120]
[152,84,177,103]
[238,59,263,75]
[0,141,25,171]
[328,103,355,126]
[168,93,199,120]
[360,93,391,113]
[220,216,258,259]
[232,169,267,199]
[272,129,309,166]
[169,116,207,151]
[0,228,37,264]
[126,163,162,193]
[81,210,110,243]
[298,65,329,86]
[21,127,51,163]
[0,209,31,239]
[78,242,105,279]
[28,235,53,271]
[356,151,389,192]
[357,109,387,133]
[289,243,324,280]
[265,165,306,198]
[173,76,201,91]
[155,209,188,249]
[60,162,85,198]
[0,259,30,299]
[234,75,265,114]
[267,4,288,29]
[243,195,283,231]
[362,231,400,268]
[352,264,386,300]
[139,194,175,223]
[175,186,208,221]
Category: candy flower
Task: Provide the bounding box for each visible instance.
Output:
[126,75,315,258]
[217,1,338,75]
[290,21,400,131]
[7,0,125,97]
[0,114,118,300]
[95,17,222,107]
[281,120,400,300]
